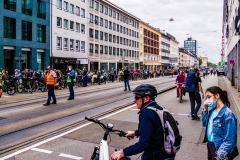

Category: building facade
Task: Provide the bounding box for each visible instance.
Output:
[161,33,171,69]
[139,22,161,71]
[0,0,50,73]
[88,0,140,71]
[52,0,88,70]
[184,37,198,55]
[199,56,208,67]
[179,47,196,69]
[168,33,179,68]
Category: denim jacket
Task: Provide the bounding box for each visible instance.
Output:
[202,104,237,157]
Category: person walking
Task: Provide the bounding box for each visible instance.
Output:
[82,67,88,87]
[43,66,57,106]
[123,67,131,91]
[66,66,75,100]
[202,86,239,160]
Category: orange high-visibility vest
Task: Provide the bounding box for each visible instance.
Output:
[46,70,55,85]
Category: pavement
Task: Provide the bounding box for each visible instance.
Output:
[1,75,240,160]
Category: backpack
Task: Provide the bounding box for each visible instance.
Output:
[185,71,197,93]
[147,107,182,155]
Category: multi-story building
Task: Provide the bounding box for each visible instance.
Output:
[139,22,161,71]
[179,47,195,69]
[88,0,140,71]
[184,37,198,55]
[51,0,88,69]
[161,33,171,69]
[168,33,179,69]
[199,56,208,67]
[0,0,50,73]
[222,0,240,91]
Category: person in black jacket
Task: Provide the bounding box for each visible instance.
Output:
[111,84,175,160]
[123,67,131,91]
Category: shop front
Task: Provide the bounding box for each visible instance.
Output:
[53,58,88,70]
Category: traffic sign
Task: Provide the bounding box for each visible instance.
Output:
[229,59,235,65]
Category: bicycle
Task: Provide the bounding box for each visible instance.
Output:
[85,117,131,160]
[176,83,185,103]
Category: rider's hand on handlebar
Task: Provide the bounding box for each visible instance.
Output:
[126,131,135,139]
[111,150,124,160]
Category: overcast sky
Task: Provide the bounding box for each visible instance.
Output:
[110,0,223,64]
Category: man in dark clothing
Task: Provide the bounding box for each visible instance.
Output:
[111,84,175,160]
[123,68,131,91]
[189,68,204,120]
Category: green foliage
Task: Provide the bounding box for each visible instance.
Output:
[207,62,217,67]
[198,58,203,66]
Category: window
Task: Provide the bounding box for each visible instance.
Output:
[109,9,112,17]
[36,24,46,42]
[113,47,116,55]
[89,28,93,37]
[100,45,103,54]
[113,11,116,18]
[117,48,119,55]
[95,1,99,10]
[113,35,115,43]
[109,47,112,55]
[63,1,68,11]
[81,8,85,17]
[57,17,62,27]
[117,24,119,32]
[109,21,112,29]
[81,24,85,33]
[57,0,62,9]
[105,46,108,54]
[105,19,108,28]
[123,27,125,34]
[81,41,85,51]
[123,16,125,23]
[95,30,98,39]
[109,34,112,42]
[100,4,103,12]
[90,43,93,52]
[37,0,46,19]
[76,40,80,52]
[117,36,119,43]
[119,14,122,21]
[123,38,125,45]
[116,12,119,20]
[4,0,16,11]
[70,39,74,50]
[100,31,103,40]
[22,0,32,15]
[100,18,103,26]
[95,16,99,25]
[70,21,74,30]
[57,37,62,50]
[90,0,94,8]
[104,33,108,41]
[120,48,123,56]
[104,6,108,15]
[90,14,93,23]
[64,19,68,29]
[120,37,122,44]
[76,6,80,16]
[70,4,74,13]
[95,44,98,53]
[113,23,116,30]
[76,23,80,32]
[129,29,131,36]
[22,21,32,41]
[120,26,122,33]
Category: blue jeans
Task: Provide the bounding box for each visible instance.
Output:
[189,92,201,116]
[83,76,87,86]
[46,85,56,104]
[68,82,74,99]
[124,78,130,90]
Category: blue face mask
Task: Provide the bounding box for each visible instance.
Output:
[206,99,216,108]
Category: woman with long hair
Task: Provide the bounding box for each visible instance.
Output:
[202,86,239,160]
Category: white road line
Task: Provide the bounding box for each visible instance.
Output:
[131,109,138,110]
[31,148,53,154]
[178,113,201,116]
[0,104,135,160]
[59,153,84,160]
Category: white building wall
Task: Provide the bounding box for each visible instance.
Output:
[170,39,179,67]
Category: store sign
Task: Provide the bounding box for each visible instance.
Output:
[78,59,89,64]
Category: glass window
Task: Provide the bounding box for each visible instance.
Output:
[70,39,74,50]
[95,16,99,25]
[89,43,93,52]
[37,0,46,19]
[70,21,74,30]
[113,10,116,18]
[116,12,119,20]
[105,19,108,28]
[64,19,68,29]
[117,48,119,55]
[76,6,80,16]
[64,38,68,50]
[90,0,94,8]
[100,18,103,26]
[63,1,68,11]
[109,47,112,55]
[113,35,115,43]
[104,6,108,15]
[57,37,62,50]
[100,31,103,40]
[22,21,32,41]
[105,33,108,41]
[119,14,122,21]
[120,48,122,56]
[76,23,80,32]
[90,14,93,23]
[100,45,103,54]
[4,0,16,11]
[95,30,98,39]
[109,34,112,42]
[36,24,46,43]
[113,23,116,30]
[70,4,74,13]
[95,44,98,53]
[95,1,99,10]
[105,46,108,54]
[109,9,112,17]
[81,41,85,51]
[57,0,62,9]
[113,47,116,55]
[22,0,32,15]
[100,4,103,12]
[4,17,16,39]
[109,21,112,29]
[57,17,62,27]
[89,28,93,37]
[117,36,119,43]
[81,8,85,17]
[76,40,80,52]
[81,24,85,33]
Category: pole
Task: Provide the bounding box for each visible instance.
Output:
[19,59,20,70]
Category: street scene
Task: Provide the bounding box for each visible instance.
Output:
[1,0,240,160]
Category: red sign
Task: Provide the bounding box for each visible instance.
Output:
[230,59,235,65]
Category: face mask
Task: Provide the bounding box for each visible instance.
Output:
[206,98,216,109]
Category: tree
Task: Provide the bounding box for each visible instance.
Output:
[218,62,221,66]
[198,58,203,66]
[207,62,217,67]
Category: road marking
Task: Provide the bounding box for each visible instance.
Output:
[59,153,84,160]
[31,148,53,154]
[0,104,135,160]
[131,109,174,115]
[178,113,201,116]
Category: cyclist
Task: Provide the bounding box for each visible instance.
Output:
[111,84,175,160]
[23,69,32,93]
[56,70,63,87]
[175,71,186,98]
[0,72,4,98]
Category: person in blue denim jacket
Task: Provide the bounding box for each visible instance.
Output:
[202,86,239,160]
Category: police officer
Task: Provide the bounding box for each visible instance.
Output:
[67,66,75,100]
[43,66,57,106]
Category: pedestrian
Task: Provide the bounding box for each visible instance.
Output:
[123,67,131,91]
[43,66,57,106]
[0,72,4,98]
[66,66,75,100]
[202,86,239,160]
[111,84,175,160]
[82,67,88,87]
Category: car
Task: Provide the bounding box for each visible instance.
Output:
[217,71,225,76]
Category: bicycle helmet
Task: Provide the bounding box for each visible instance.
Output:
[132,84,158,99]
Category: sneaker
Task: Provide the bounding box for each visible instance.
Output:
[176,96,179,98]
[193,114,200,119]
[191,116,197,120]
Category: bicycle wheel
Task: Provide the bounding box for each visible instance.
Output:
[179,88,182,103]
[17,83,25,93]
[7,86,16,95]
[31,84,37,92]
[39,83,47,92]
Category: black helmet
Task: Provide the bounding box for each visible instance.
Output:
[132,84,157,99]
